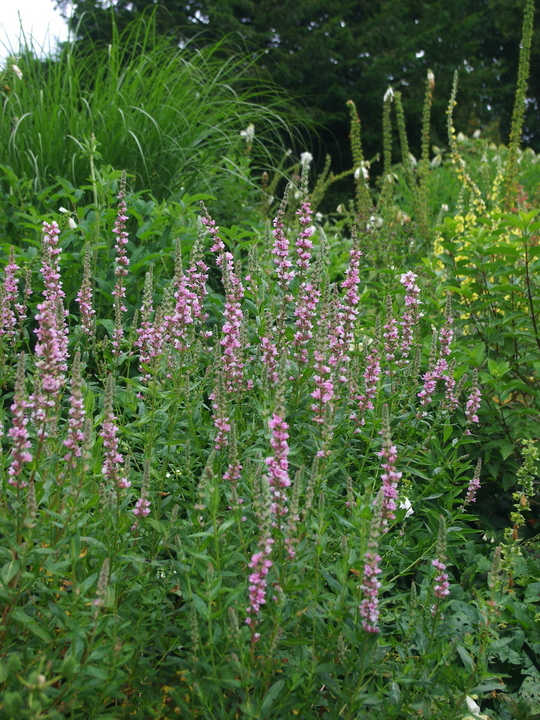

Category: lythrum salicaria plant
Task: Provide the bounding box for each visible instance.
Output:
[0,175,522,720]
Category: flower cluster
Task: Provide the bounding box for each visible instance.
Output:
[62,352,86,474]
[295,200,314,272]
[329,241,362,376]
[7,354,32,488]
[32,222,69,438]
[0,248,19,339]
[399,271,422,363]
[352,349,381,426]
[465,369,481,429]
[76,245,95,338]
[111,175,130,353]
[359,489,384,633]
[272,187,294,293]
[378,409,402,528]
[245,537,274,639]
[265,412,291,520]
[101,375,130,490]
[293,282,320,364]
[432,558,450,598]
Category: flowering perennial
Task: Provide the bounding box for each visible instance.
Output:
[101,375,130,489]
[7,354,32,488]
[76,246,95,338]
[0,248,19,339]
[111,174,130,353]
[399,271,422,363]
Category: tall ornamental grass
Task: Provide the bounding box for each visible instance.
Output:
[0,18,292,201]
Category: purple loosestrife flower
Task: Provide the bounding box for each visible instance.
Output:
[201,205,225,261]
[76,245,95,338]
[352,348,381,427]
[311,350,334,425]
[31,222,69,439]
[329,240,362,378]
[266,411,291,521]
[220,252,247,392]
[295,200,315,273]
[293,281,320,364]
[111,173,130,354]
[431,516,450,613]
[246,470,275,640]
[13,267,32,332]
[378,406,402,528]
[131,460,151,529]
[202,207,248,392]
[398,271,422,364]
[101,374,130,489]
[169,271,196,352]
[62,352,86,475]
[210,369,230,449]
[465,369,481,431]
[135,270,167,382]
[462,458,482,507]
[246,537,274,639]
[418,357,449,407]
[432,558,450,598]
[0,248,19,339]
[7,354,32,488]
[272,185,294,295]
[359,488,384,633]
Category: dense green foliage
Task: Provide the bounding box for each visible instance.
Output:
[0,2,540,718]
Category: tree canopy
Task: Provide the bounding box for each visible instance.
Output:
[57,0,540,171]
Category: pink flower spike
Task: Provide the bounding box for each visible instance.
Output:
[7,353,32,488]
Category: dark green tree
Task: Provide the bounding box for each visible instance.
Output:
[57,0,540,172]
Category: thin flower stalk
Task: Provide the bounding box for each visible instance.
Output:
[465,369,481,431]
[0,248,19,339]
[462,458,482,507]
[210,368,230,449]
[101,374,130,489]
[328,239,362,378]
[293,281,320,364]
[111,173,130,354]
[378,406,402,528]
[295,199,315,273]
[62,351,86,475]
[399,271,422,364]
[272,184,294,295]
[7,354,32,489]
[31,223,69,439]
[352,347,381,427]
[131,460,151,528]
[359,488,384,633]
[383,296,399,367]
[76,245,95,338]
[265,411,291,523]
[246,471,274,641]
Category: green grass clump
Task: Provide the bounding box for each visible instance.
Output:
[1,17,292,203]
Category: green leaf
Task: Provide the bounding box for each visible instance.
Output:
[1,560,20,586]
[260,679,285,715]
[456,644,474,671]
